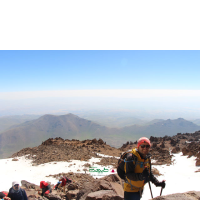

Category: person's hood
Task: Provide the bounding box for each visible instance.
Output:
[40,181,48,188]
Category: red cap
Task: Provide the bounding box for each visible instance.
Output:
[137,137,151,148]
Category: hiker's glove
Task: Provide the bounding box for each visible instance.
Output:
[142,167,149,180]
[155,181,166,188]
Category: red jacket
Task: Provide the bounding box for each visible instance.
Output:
[40,181,49,188]
[59,178,67,186]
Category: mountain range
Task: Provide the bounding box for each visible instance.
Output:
[0,113,200,158]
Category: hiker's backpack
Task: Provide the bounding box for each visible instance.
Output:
[117,151,136,180]
[67,178,72,184]
[117,150,152,180]
[62,176,72,184]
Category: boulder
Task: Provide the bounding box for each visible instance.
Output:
[160,142,165,148]
[152,167,161,176]
[47,194,62,200]
[187,151,194,158]
[25,189,39,197]
[98,139,104,145]
[196,159,200,166]
[182,147,189,156]
[21,180,40,190]
[99,180,112,190]
[12,158,19,161]
[171,148,177,153]
[109,182,123,197]
[67,183,78,190]
[67,190,79,199]
[196,152,200,159]
[85,190,122,200]
[152,143,157,148]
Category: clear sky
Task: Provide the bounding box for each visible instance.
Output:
[1,50,200,119]
[1,50,200,92]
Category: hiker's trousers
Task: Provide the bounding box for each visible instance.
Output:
[124,191,140,200]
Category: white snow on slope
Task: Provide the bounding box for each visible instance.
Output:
[1,152,200,200]
[142,152,200,199]
[0,155,116,191]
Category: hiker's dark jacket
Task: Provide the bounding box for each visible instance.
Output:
[40,181,52,196]
[42,185,51,196]
[8,188,28,200]
[124,148,159,192]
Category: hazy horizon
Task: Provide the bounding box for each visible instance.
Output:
[1,51,200,121]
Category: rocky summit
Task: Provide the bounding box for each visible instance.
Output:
[11,137,122,166]
[7,130,200,199]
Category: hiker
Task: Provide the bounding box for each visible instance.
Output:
[53,181,62,190]
[0,192,10,200]
[122,137,166,200]
[39,181,52,197]
[58,176,72,193]
[7,181,28,200]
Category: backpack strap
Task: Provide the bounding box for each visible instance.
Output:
[125,178,143,197]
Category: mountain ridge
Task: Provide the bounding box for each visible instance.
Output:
[0,113,200,159]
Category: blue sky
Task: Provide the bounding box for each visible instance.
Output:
[1,50,200,118]
[1,50,200,92]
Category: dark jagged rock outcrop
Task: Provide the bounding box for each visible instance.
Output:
[120,130,200,166]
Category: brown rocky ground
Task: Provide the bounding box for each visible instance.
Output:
[11,138,122,166]
[120,130,200,166]
[11,175,124,200]
[8,131,200,199]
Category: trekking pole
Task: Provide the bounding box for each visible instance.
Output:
[144,166,153,199]
[148,181,153,199]
[160,187,163,196]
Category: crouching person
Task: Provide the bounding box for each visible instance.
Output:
[58,176,72,193]
[0,192,10,200]
[8,181,28,200]
[39,181,52,197]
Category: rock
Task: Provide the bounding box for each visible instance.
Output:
[25,189,39,197]
[99,180,112,190]
[196,152,200,159]
[109,182,123,197]
[152,167,161,176]
[187,151,193,158]
[12,158,19,161]
[98,139,104,145]
[196,159,200,166]
[21,180,40,190]
[160,142,165,148]
[170,139,178,146]
[171,148,177,153]
[172,146,180,154]
[92,139,98,144]
[47,194,62,200]
[67,183,78,190]
[150,136,158,142]
[182,147,189,156]
[102,174,120,182]
[153,191,200,200]
[85,190,122,200]
[152,143,157,148]
[67,190,79,198]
